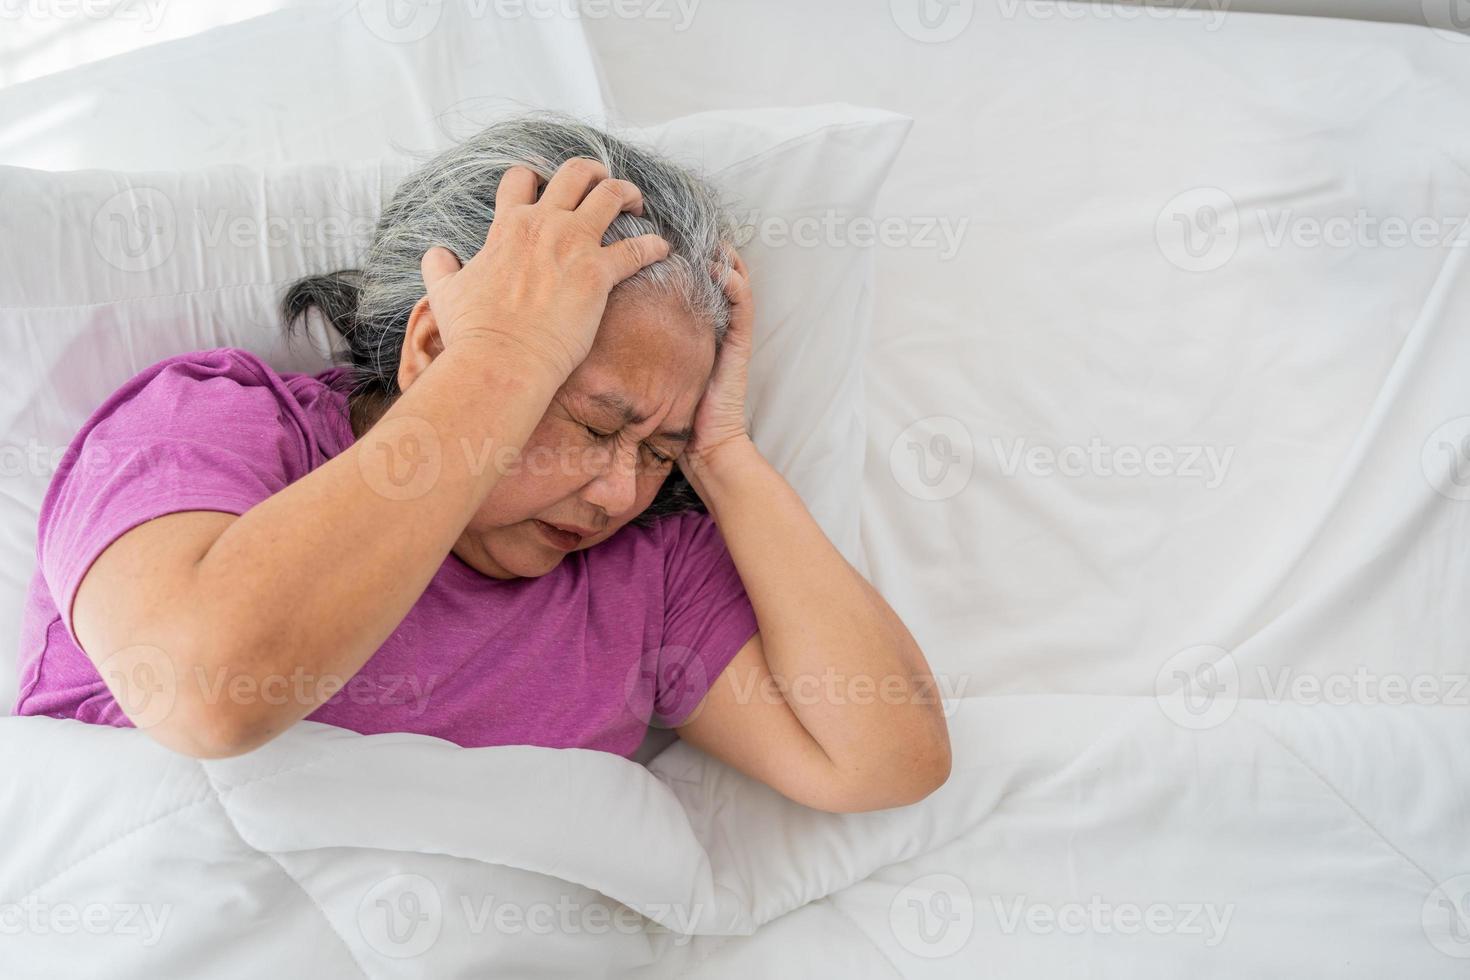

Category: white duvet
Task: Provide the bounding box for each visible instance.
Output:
[6,3,1470,978]
[4,695,1467,977]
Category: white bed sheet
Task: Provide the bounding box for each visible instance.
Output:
[2,3,1469,977]
[583,1,1470,974]
[584,0,1470,704]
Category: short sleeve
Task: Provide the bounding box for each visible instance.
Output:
[37,349,310,645]
[652,510,760,727]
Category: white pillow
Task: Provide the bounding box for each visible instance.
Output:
[0,0,608,171]
[0,103,910,714]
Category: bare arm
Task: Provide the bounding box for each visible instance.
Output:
[672,250,951,812]
[73,158,669,758]
[75,341,560,758]
[674,443,952,813]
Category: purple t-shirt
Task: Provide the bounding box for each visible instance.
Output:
[12,348,759,758]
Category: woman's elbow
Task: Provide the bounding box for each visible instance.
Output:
[108,648,286,760]
[139,698,277,760]
[812,730,953,814]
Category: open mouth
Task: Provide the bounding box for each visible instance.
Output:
[533,520,584,551]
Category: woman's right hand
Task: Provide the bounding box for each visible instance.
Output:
[418,157,669,383]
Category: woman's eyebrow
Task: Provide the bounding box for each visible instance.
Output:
[584,391,693,443]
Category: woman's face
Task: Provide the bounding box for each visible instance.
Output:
[452,288,715,579]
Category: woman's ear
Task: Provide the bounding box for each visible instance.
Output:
[397,293,446,394]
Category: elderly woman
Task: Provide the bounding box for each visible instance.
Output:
[13,116,950,813]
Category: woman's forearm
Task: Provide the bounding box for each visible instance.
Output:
[681,436,951,778]
[184,339,561,745]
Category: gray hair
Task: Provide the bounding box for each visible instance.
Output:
[282,112,738,521]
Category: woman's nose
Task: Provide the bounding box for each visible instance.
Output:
[582,442,639,517]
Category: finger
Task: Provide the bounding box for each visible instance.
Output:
[494,165,540,216]
[726,243,750,280]
[538,157,610,211]
[421,246,463,293]
[602,234,670,283]
[575,178,645,234]
[710,257,751,306]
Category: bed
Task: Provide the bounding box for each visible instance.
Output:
[1,1,1467,977]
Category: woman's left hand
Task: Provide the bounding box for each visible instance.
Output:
[679,244,755,477]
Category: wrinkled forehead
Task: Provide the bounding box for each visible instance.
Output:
[563,289,715,427]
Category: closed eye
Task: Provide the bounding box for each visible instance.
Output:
[581,421,674,465]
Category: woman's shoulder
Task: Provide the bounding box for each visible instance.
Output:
[80,347,353,463]
[123,346,342,393]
